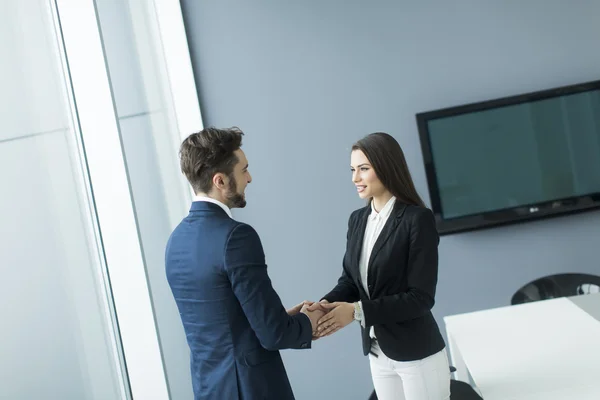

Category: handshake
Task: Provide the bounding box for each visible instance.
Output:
[287,300,356,339]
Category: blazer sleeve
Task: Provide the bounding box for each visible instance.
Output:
[224,223,313,351]
[361,208,439,326]
[321,213,360,304]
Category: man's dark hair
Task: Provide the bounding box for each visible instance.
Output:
[352,132,426,208]
[179,127,244,194]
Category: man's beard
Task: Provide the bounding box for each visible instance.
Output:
[225,175,246,208]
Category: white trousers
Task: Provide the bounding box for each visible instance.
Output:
[369,342,451,400]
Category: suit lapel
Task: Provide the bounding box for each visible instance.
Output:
[367,201,407,272]
[353,207,370,290]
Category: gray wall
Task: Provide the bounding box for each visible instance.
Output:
[181,1,600,398]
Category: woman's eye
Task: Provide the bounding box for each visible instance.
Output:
[361,167,369,171]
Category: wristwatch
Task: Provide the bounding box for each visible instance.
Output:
[353,301,363,323]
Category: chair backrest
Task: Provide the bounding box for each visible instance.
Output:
[511,273,600,305]
[450,380,483,400]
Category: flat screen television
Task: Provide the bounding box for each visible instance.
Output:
[416,79,600,235]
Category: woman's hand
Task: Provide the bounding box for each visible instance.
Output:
[314,302,355,337]
[307,299,329,312]
[306,300,330,339]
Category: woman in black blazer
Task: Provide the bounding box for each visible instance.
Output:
[309,132,450,400]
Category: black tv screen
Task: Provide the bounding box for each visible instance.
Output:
[417,79,600,235]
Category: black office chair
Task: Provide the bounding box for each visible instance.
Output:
[511,273,600,305]
[449,380,483,400]
[448,366,483,400]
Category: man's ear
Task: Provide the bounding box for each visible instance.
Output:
[212,172,226,190]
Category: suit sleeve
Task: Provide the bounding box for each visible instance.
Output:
[361,208,439,326]
[321,213,360,304]
[224,223,313,351]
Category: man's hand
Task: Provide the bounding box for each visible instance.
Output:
[314,302,354,338]
[287,300,312,316]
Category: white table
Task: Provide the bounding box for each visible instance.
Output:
[444,294,600,400]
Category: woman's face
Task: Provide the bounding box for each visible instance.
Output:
[351,150,386,200]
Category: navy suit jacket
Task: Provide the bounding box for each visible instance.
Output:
[166,201,312,400]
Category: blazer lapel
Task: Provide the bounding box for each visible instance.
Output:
[367,202,407,271]
[353,207,370,290]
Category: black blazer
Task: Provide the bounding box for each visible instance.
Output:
[323,201,446,361]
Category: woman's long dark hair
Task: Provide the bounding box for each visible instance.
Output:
[352,132,426,208]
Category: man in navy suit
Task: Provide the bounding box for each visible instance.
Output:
[166,127,322,400]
